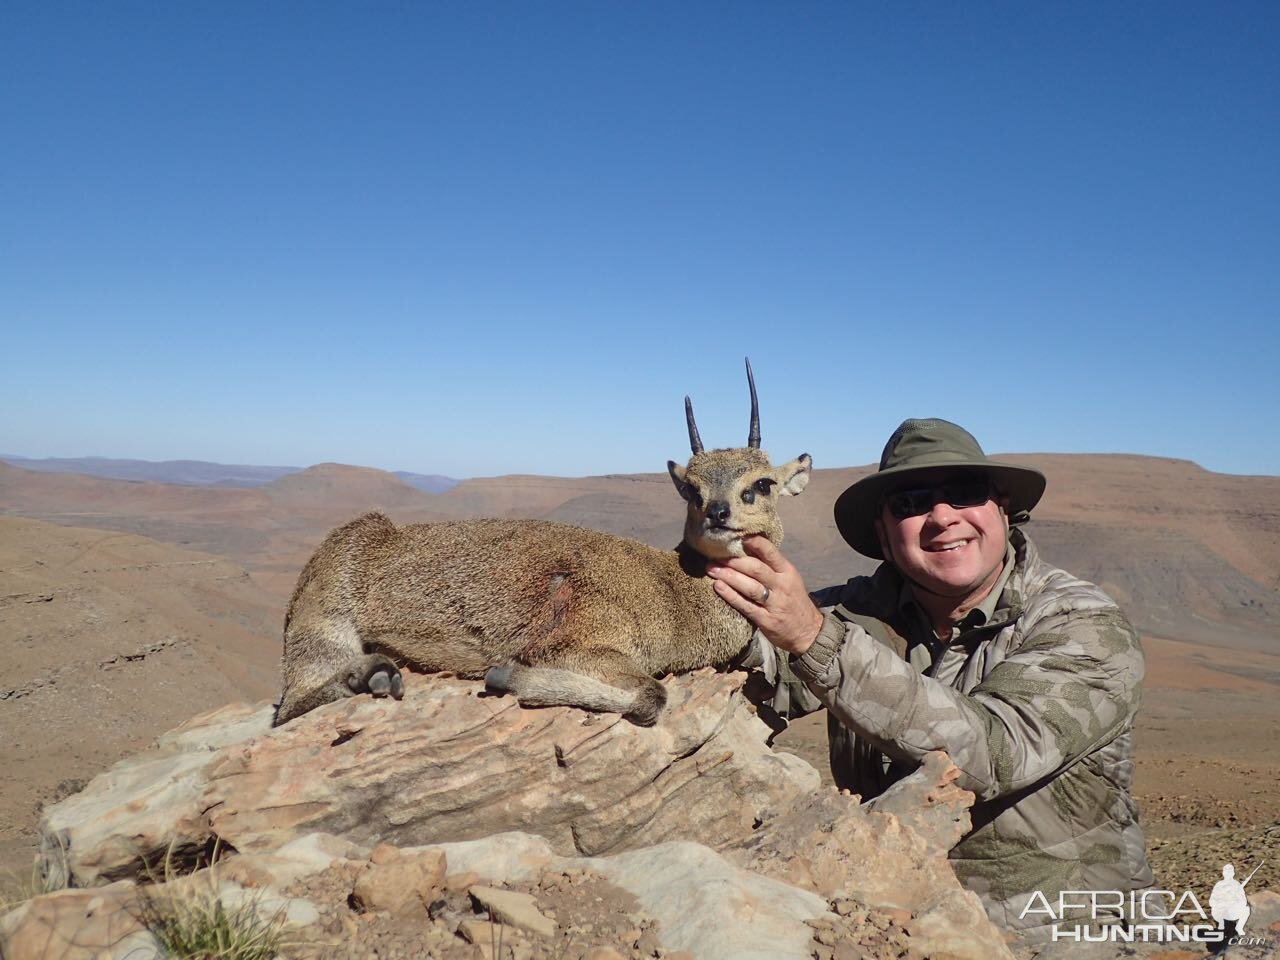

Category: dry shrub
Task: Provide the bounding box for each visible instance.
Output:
[134,841,287,960]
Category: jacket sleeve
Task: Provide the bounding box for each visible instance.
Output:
[788,606,1144,801]
[732,630,827,718]
[731,584,843,719]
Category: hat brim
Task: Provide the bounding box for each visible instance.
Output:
[834,460,1046,559]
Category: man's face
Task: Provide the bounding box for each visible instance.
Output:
[874,469,1010,601]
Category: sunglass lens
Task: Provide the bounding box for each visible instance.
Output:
[946,479,991,507]
[886,489,930,519]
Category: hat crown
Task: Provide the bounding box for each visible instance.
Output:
[880,418,985,472]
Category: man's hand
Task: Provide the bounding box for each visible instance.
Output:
[707,535,825,655]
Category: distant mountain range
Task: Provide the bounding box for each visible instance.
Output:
[0,455,458,494]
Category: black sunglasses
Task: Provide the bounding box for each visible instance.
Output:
[884,478,993,520]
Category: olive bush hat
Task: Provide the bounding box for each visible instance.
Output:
[834,418,1047,559]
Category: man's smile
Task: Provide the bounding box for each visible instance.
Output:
[925,538,972,553]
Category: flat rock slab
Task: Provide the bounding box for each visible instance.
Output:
[469,884,557,937]
[40,669,818,888]
[572,840,828,960]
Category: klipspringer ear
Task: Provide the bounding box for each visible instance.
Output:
[775,454,812,496]
[668,461,692,499]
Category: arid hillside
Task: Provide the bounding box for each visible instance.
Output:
[0,516,282,876]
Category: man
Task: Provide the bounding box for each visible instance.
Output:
[707,417,1154,934]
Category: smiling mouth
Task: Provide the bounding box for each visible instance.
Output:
[926,540,970,553]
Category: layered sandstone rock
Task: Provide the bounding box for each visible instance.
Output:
[38,670,817,888]
[11,670,1018,960]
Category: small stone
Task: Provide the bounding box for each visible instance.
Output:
[350,848,446,915]
[635,930,661,955]
[445,870,481,892]
[814,926,841,946]
[583,948,626,960]
[470,885,557,938]
[458,916,503,945]
[882,908,912,928]
[369,843,401,864]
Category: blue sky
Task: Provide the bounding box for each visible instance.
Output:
[3,3,1277,478]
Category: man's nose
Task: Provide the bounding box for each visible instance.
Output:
[925,498,959,524]
[707,500,731,524]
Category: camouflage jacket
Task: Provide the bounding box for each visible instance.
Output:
[762,529,1154,933]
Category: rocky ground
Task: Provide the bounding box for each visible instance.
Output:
[6,653,1280,959]
[280,854,667,960]
[275,854,918,960]
[5,673,1280,960]
[1122,687,1280,901]
[2,673,1013,960]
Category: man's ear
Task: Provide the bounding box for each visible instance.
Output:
[668,461,691,500]
[775,453,812,497]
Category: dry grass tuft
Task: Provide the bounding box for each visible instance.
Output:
[0,861,52,913]
[134,886,284,960]
[132,840,287,960]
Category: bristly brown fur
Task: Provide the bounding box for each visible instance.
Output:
[276,365,812,727]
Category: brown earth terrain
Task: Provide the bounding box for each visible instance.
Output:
[0,517,281,878]
[2,452,1278,909]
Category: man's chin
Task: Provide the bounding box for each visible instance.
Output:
[910,569,991,600]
